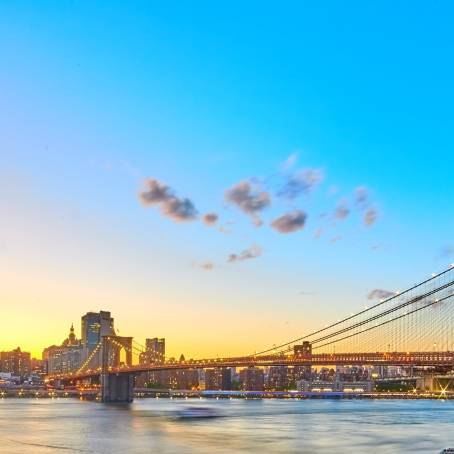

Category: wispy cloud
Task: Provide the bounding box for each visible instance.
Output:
[225,180,271,226]
[271,210,307,234]
[438,245,454,259]
[139,178,198,222]
[281,152,299,170]
[278,168,324,200]
[368,289,395,300]
[355,186,369,209]
[334,198,350,220]
[202,213,218,226]
[227,244,262,263]
[192,260,216,271]
[200,261,215,271]
[352,186,379,227]
[364,208,378,227]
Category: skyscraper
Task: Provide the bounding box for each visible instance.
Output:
[137,337,166,388]
[140,338,165,365]
[81,311,115,351]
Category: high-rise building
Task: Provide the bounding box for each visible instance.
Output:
[266,366,288,390]
[0,347,31,379]
[81,311,115,351]
[239,366,264,391]
[137,337,166,388]
[204,368,232,390]
[140,338,165,364]
[293,341,312,380]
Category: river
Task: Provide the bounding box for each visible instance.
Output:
[0,398,452,453]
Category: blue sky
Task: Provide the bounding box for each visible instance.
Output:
[1,1,453,357]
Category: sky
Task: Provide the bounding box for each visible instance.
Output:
[1,1,454,359]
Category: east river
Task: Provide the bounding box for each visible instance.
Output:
[0,398,453,453]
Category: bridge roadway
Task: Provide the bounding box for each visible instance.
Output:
[49,351,454,382]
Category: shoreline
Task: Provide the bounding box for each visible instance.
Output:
[1,389,452,400]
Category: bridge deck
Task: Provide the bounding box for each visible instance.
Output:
[48,351,454,381]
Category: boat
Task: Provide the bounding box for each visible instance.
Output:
[177,406,220,419]
[440,449,454,453]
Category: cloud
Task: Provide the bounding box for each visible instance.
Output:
[140,178,172,204]
[271,210,307,234]
[281,152,298,170]
[225,180,271,225]
[227,244,262,263]
[438,245,454,259]
[364,208,378,227]
[368,289,395,300]
[192,261,216,271]
[334,198,350,220]
[314,228,323,239]
[355,186,369,208]
[330,235,342,244]
[352,187,378,227]
[203,213,218,226]
[200,261,215,271]
[278,168,323,199]
[162,198,198,221]
[139,178,198,222]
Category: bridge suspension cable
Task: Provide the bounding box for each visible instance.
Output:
[76,341,102,374]
[307,282,454,347]
[312,293,454,351]
[252,266,454,356]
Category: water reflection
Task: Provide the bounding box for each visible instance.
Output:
[0,398,453,453]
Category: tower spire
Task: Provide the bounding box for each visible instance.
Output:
[68,323,76,344]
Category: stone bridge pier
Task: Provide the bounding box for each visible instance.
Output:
[100,373,134,403]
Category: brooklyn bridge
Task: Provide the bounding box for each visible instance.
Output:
[47,265,454,402]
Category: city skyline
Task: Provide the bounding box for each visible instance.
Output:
[2,2,454,360]
[5,260,454,362]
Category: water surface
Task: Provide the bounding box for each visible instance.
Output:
[0,398,452,453]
